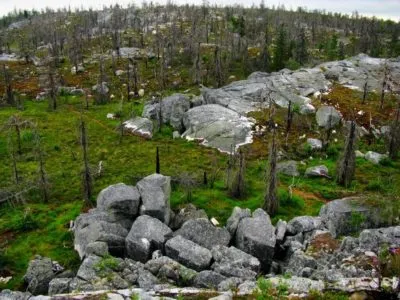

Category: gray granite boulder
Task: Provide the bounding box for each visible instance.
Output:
[97,183,140,218]
[48,278,72,295]
[307,138,323,150]
[142,94,190,132]
[211,245,260,279]
[319,198,382,238]
[174,218,230,250]
[137,174,171,224]
[316,106,342,129]
[287,216,323,235]
[226,207,251,237]
[364,151,387,165]
[74,209,129,259]
[305,165,329,178]
[170,204,208,230]
[193,271,227,289]
[125,215,172,263]
[235,209,276,271]
[165,235,212,271]
[23,256,57,295]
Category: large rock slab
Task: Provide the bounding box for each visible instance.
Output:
[182,104,254,153]
[305,165,329,178]
[74,209,129,259]
[97,183,140,218]
[193,271,227,289]
[319,198,382,238]
[316,106,342,129]
[235,209,276,271]
[123,117,153,139]
[125,215,172,262]
[211,245,260,279]
[137,174,171,224]
[174,218,230,250]
[165,235,212,271]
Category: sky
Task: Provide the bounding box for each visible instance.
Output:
[0,0,399,21]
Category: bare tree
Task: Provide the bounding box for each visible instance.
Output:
[3,64,14,106]
[230,149,246,198]
[79,118,92,205]
[336,121,357,187]
[380,61,390,110]
[156,146,160,174]
[47,63,57,111]
[34,131,50,202]
[263,127,278,216]
[388,100,400,159]
[3,115,32,154]
[362,78,368,104]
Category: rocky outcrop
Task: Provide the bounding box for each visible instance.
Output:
[182,104,254,153]
[305,165,329,178]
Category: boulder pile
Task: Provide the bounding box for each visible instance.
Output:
[10,175,398,299]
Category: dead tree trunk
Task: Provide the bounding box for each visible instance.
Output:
[336,121,357,187]
[80,118,92,205]
[263,128,278,215]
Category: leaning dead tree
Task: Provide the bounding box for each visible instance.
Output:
[2,64,14,105]
[388,100,400,159]
[263,127,278,216]
[336,121,357,187]
[79,118,93,205]
[34,131,50,202]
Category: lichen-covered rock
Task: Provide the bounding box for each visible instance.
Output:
[307,138,323,150]
[165,236,212,271]
[364,151,387,165]
[174,218,230,250]
[268,276,324,294]
[125,215,172,263]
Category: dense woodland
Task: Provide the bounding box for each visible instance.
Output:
[0,2,399,293]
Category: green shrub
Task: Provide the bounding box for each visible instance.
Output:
[379,157,393,167]
[96,255,119,272]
